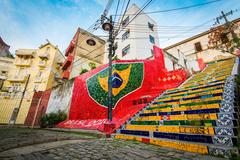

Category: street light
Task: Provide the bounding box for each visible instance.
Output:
[102,21,113,31]
[85,15,114,122]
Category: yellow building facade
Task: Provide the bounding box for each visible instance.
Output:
[0,42,64,124]
[0,57,14,90]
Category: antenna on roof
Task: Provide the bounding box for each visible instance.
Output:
[46,39,50,43]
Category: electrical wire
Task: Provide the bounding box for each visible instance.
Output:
[159,18,215,44]
[4,1,231,98]
[116,0,126,26]
[114,0,154,37]
[114,0,131,37]
[113,0,120,23]
[113,0,222,16]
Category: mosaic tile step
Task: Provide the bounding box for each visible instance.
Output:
[165,81,225,95]
[119,130,238,146]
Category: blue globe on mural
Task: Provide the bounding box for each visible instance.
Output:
[112,72,123,88]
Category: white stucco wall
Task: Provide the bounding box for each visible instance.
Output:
[165,30,236,70]
[164,56,174,71]
[46,80,74,114]
[114,4,159,61]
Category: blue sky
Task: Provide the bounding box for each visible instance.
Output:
[0,0,239,54]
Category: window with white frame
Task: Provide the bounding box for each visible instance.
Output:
[148,22,154,31]
[122,30,130,41]
[122,45,130,57]
[149,35,155,44]
[122,16,129,28]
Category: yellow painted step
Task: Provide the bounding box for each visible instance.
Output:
[135,113,217,121]
[144,103,220,113]
[125,125,215,135]
[115,134,209,154]
[163,86,224,98]
[152,96,222,108]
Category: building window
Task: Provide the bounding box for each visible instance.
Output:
[122,45,130,57]
[194,42,203,52]
[46,47,50,53]
[220,33,229,44]
[122,16,129,28]
[122,30,130,41]
[143,98,148,103]
[149,35,155,44]
[148,22,154,31]
[37,71,42,77]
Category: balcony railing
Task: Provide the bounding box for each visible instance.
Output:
[38,60,47,67]
[7,74,27,82]
[35,76,42,83]
[62,55,73,70]
[0,64,9,71]
[39,52,49,59]
[15,59,32,66]
[0,73,7,80]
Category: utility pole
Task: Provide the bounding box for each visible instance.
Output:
[209,10,239,54]
[218,11,238,40]
[85,0,114,122]
[12,74,30,125]
[101,15,115,121]
[107,16,113,121]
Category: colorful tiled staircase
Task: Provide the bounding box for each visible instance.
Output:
[115,58,239,157]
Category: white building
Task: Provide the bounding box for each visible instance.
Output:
[164,18,240,72]
[112,4,159,61]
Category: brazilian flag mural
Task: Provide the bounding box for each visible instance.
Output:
[86,62,144,108]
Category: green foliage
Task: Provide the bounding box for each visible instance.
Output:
[80,68,89,75]
[40,111,67,128]
[236,75,240,85]
[113,55,120,61]
[88,62,96,70]
[233,37,240,47]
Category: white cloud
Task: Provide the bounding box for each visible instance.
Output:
[0,0,239,54]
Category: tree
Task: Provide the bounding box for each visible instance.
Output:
[80,68,89,75]
[88,62,96,70]
[208,22,240,55]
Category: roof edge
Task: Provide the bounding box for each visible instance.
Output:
[164,17,240,50]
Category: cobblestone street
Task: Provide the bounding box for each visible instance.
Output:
[0,128,226,160]
[0,128,96,152]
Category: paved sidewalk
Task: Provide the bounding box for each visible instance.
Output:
[0,139,226,160]
[0,127,96,152]
[0,128,226,160]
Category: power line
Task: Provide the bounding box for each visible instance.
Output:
[113,20,213,27]
[114,0,131,37]
[159,18,215,44]
[113,0,120,23]
[116,0,126,26]
[113,0,222,16]
[114,28,210,33]
[62,0,113,72]
[114,0,154,37]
